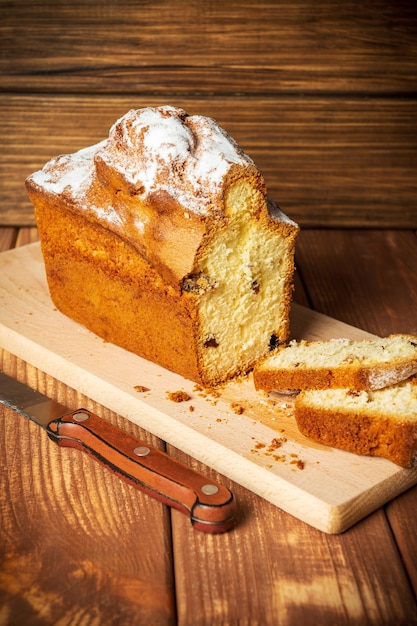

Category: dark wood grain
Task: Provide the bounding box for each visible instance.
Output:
[386,488,417,598]
[0,353,177,626]
[294,229,417,336]
[168,449,417,626]
[0,227,18,251]
[1,0,417,228]
[1,0,416,95]
[2,95,417,227]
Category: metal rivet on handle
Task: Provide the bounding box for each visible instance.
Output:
[134,446,151,457]
[201,484,219,496]
[72,411,90,422]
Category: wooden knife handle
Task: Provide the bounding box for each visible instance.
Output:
[46,409,237,534]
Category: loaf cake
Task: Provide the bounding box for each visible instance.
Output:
[26,106,299,386]
[253,335,417,392]
[294,381,417,467]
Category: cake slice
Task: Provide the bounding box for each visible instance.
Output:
[294,381,417,467]
[253,335,417,392]
[26,106,298,386]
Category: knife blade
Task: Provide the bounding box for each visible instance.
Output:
[0,371,237,533]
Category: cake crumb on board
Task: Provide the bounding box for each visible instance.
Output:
[166,390,191,402]
[134,385,150,393]
[250,436,305,470]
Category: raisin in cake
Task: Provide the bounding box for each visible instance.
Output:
[26,106,299,385]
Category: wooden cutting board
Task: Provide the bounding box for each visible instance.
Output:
[1,242,416,533]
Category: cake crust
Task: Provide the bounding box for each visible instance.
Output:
[253,336,417,392]
[295,384,417,468]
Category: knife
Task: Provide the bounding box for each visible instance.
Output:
[0,371,237,533]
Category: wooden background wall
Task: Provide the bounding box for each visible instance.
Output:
[1,0,416,228]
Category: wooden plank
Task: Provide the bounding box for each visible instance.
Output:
[1,242,417,535]
[0,351,177,626]
[15,227,39,248]
[170,449,417,625]
[386,489,417,598]
[0,227,17,252]
[295,230,417,336]
[1,95,417,228]
[1,0,416,94]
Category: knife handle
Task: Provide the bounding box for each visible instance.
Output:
[46,409,237,533]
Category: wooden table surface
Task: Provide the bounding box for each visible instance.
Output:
[1,1,417,623]
[1,226,417,626]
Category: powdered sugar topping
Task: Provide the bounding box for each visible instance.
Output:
[27,107,257,224]
[95,106,253,214]
[30,141,106,198]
